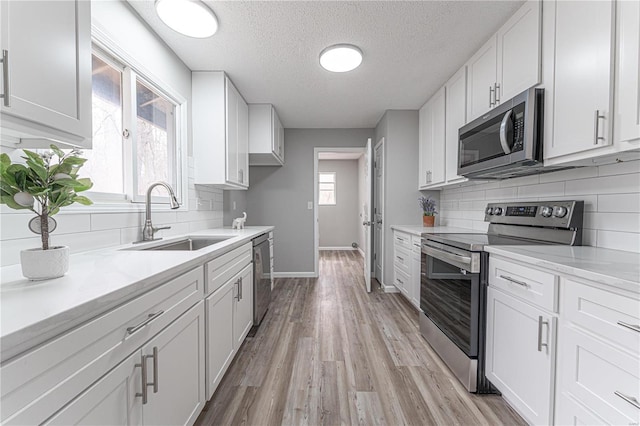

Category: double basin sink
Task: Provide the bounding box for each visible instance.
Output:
[125,236,233,251]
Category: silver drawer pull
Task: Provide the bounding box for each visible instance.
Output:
[614,391,640,410]
[396,256,404,261]
[148,346,159,394]
[500,275,529,289]
[135,354,148,404]
[593,110,605,145]
[617,321,640,333]
[1,50,9,107]
[537,316,549,352]
[397,278,404,284]
[127,311,165,335]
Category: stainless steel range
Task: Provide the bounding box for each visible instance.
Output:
[419,200,584,393]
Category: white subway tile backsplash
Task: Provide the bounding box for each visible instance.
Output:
[1,213,91,240]
[91,212,144,231]
[440,160,640,253]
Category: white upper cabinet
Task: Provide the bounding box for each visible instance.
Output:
[544,0,615,161]
[466,0,541,122]
[193,72,249,189]
[419,87,446,189]
[614,0,640,147]
[0,0,92,148]
[249,104,285,166]
[444,66,468,184]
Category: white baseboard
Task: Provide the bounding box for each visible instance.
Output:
[319,246,356,251]
[384,284,400,293]
[357,247,365,258]
[272,272,317,278]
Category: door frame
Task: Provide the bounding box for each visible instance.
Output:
[313,147,367,278]
[373,137,385,285]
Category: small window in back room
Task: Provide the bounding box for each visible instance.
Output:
[319,172,336,205]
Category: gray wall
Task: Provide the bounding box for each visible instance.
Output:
[318,160,360,248]
[375,110,439,288]
[223,190,248,226]
[247,128,374,274]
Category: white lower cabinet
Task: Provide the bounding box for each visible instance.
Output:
[486,286,556,425]
[234,264,254,348]
[46,301,205,426]
[392,230,420,310]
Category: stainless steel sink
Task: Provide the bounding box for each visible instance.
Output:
[130,236,232,251]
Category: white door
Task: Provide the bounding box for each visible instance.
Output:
[44,351,143,426]
[363,138,373,292]
[466,37,497,121]
[233,264,253,348]
[374,140,384,282]
[205,279,236,399]
[143,302,205,426]
[546,0,614,159]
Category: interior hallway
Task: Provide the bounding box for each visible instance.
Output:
[195,250,525,425]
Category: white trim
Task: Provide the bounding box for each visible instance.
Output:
[373,137,385,285]
[319,246,356,251]
[313,147,367,278]
[383,285,399,293]
[272,272,317,278]
[358,247,365,258]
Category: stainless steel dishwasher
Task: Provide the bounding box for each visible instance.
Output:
[252,233,271,326]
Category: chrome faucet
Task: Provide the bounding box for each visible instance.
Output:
[139,181,180,243]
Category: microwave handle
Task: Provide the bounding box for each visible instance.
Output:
[499,109,513,154]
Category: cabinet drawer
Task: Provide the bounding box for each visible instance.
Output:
[1,267,204,425]
[488,256,557,312]
[206,242,252,295]
[394,267,410,295]
[562,278,639,355]
[411,235,422,254]
[393,231,412,250]
[393,246,411,274]
[558,326,640,425]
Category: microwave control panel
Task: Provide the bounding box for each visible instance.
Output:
[511,110,525,152]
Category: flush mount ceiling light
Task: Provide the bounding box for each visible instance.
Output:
[319,44,363,72]
[155,0,218,38]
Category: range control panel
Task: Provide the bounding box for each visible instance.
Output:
[484,201,584,229]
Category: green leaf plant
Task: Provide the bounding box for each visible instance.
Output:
[0,145,93,250]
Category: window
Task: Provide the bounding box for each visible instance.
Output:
[68,46,182,204]
[319,172,336,205]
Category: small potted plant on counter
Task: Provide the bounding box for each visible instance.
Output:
[0,145,93,280]
[418,195,437,227]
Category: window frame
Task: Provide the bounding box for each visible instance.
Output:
[318,172,337,206]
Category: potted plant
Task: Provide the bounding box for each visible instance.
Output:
[418,195,437,227]
[0,145,93,280]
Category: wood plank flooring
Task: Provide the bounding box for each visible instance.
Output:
[195,250,525,426]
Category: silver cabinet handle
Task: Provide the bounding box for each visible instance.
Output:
[494,83,500,105]
[234,279,240,301]
[239,276,243,300]
[617,321,640,333]
[362,221,372,226]
[127,310,165,335]
[499,110,513,154]
[148,346,159,394]
[537,316,549,352]
[489,85,495,108]
[1,50,9,107]
[593,110,605,145]
[135,353,148,404]
[396,256,404,261]
[614,391,640,410]
[499,275,529,289]
[239,169,244,184]
[397,278,404,285]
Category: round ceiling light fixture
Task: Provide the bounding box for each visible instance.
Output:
[155,0,218,38]
[319,44,363,72]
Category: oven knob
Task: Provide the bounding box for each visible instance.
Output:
[553,206,568,218]
[493,207,503,216]
[485,207,494,215]
[541,206,553,217]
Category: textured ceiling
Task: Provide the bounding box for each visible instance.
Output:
[127,0,523,129]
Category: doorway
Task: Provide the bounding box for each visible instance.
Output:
[373,138,384,285]
[313,147,369,285]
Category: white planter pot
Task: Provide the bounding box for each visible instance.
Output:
[20,246,70,280]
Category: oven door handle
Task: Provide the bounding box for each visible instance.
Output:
[422,245,472,271]
[499,109,513,154]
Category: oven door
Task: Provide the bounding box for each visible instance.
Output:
[420,249,480,358]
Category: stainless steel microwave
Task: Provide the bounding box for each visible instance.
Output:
[457,88,570,179]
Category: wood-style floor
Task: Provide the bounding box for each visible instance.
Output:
[195,250,525,426]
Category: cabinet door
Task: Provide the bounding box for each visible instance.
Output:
[225,79,239,185]
[546,0,614,159]
[418,101,431,188]
[0,0,91,144]
[615,0,640,145]
[233,264,254,348]
[237,95,249,187]
[410,252,421,309]
[445,66,467,184]
[496,0,541,103]
[205,279,236,400]
[430,87,446,186]
[486,287,555,425]
[466,37,497,122]
[44,351,142,426]
[143,302,205,426]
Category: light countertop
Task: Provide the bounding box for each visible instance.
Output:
[485,245,640,293]
[390,225,480,237]
[0,226,273,362]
